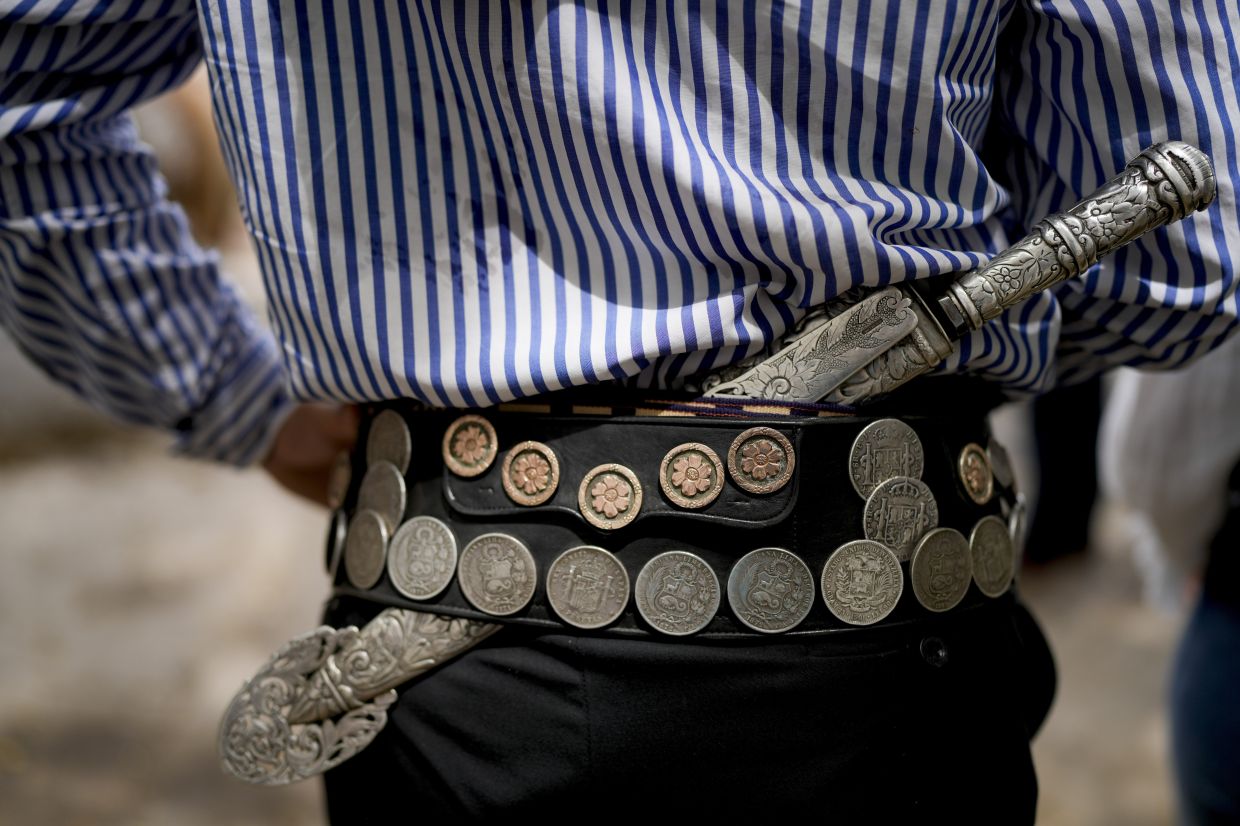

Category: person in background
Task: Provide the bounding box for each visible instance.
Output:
[1101,333,1240,825]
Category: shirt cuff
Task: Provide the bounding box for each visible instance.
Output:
[170,302,296,468]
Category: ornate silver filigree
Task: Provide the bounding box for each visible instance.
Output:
[946,141,1215,329]
[219,609,500,785]
[705,287,916,401]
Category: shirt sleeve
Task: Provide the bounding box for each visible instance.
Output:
[0,0,293,466]
[954,0,1240,390]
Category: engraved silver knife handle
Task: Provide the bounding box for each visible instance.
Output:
[825,140,1216,405]
[940,141,1216,333]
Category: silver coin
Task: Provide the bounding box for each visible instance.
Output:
[1009,494,1028,570]
[457,533,537,616]
[970,515,1014,597]
[820,540,904,626]
[849,418,924,499]
[987,440,1015,490]
[326,451,352,509]
[357,460,406,532]
[910,527,973,612]
[386,516,458,600]
[344,509,389,590]
[325,508,348,578]
[366,409,412,473]
[862,476,939,561]
[634,551,721,636]
[546,546,630,630]
[726,548,815,634]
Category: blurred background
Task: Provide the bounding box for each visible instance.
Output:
[0,69,1210,825]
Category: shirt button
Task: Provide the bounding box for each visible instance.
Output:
[920,636,949,668]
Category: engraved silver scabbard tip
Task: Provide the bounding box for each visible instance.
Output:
[1143,140,1216,218]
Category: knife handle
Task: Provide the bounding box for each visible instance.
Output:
[939,141,1216,334]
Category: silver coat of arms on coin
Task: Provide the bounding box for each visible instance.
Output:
[442,415,498,477]
[457,533,537,616]
[658,442,725,509]
[366,409,412,474]
[958,442,994,504]
[726,548,814,633]
[501,441,560,506]
[386,516,459,600]
[578,463,643,530]
[862,476,939,561]
[848,418,925,498]
[727,427,796,495]
[344,509,389,590]
[910,528,973,612]
[546,546,630,629]
[356,460,407,532]
[820,540,904,626]
[634,551,720,636]
[969,515,1014,597]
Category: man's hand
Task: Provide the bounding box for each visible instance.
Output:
[262,403,360,507]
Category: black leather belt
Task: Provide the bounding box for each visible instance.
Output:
[323,391,1023,639]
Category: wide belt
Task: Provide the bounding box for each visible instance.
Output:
[324,394,1026,638]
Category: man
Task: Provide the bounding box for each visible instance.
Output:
[2,1,1237,821]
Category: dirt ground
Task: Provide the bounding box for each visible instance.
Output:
[0,369,1185,824]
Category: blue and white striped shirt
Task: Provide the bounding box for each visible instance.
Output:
[2,0,1238,465]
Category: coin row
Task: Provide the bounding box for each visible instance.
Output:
[333,511,1018,635]
[352,411,1012,534]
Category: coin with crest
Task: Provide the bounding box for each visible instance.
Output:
[910,528,973,612]
[634,551,720,636]
[387,516,458,600]
[726,548,814,633]
[969,515,1014,597]
[366,409,412,473]
[546,546,630,629]
[457,533,537,616]
[344,508,389,590]
[862,476,939,561]
[820,540,904,626]
[357,460,406,531]
[849,418,924,499]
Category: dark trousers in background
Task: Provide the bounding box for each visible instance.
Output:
[321,593,1056,822]
[1171,460,1240,826]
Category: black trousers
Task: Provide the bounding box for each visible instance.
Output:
[320,593,1055,822]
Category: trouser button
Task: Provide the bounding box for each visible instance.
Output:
[920,636,949,667]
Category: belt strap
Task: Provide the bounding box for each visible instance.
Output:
[325,400,1020,638]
